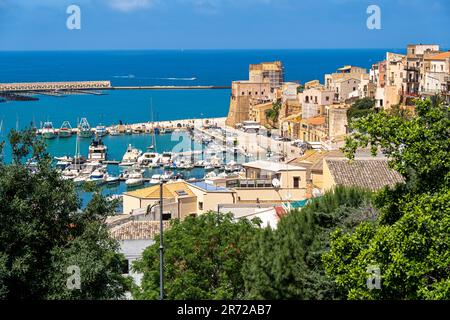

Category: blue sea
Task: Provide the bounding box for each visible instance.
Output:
[0,49,403,206]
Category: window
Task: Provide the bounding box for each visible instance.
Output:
[326,96,329,101]
[176,190,188,196]
[353,87,356,91]
[199,202,204,210]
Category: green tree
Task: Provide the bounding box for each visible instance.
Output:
[265,99,282,127]
[347,97,376,122]
[323,98,450,299]
[132,212,260,300]
[0,128,129,299]
[243,186,375,299]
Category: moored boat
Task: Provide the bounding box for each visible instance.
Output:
[88,136,107,162]
[95,125,107,137]
[119,144,142,166]
[78,118,93,138]
[42,122,56,139]
[58,121,72,138]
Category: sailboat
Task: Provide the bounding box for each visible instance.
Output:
[147,98,156,151]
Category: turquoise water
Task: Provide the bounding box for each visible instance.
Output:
[0,49,403,207]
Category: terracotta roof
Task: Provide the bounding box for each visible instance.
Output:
[305,116,326,126]
[325,158,404,191]
[428,51,450,60]
[109,220,171,240]
[124,181,195,199]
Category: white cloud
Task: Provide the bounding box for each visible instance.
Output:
[107,0,157,12]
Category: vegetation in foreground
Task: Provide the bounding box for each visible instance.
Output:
[0,129,130,299]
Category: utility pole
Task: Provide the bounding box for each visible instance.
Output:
[159,180,164,300]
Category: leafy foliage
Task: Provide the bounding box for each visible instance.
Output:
[243,186,376,299]
[347,98,376,122]
[0,128,129,299]
[324,98,450,299]
[132,212,260,300]
[265,99,282,127]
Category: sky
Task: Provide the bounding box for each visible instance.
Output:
[0,0,449,50]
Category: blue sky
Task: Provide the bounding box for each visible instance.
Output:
[0,0,449,50]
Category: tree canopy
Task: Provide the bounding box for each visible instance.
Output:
[324,98,450,299]
[132,212,260,300]
[347,97,376,122]
[243,186,375,299]
[0,128,129,299]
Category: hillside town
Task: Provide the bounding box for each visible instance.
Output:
[107,43,449,286]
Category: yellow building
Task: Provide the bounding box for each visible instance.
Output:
[299,116,327,142]
[249,101,273,127]
[122,181,197,219]
[187,181,237,214]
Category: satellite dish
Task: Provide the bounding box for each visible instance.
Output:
[272,178,281,188]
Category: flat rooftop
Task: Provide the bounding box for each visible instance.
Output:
[243,160,306,172]
[189,181,232,193]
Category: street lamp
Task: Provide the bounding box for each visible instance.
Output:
[159,180,164,300]
[147,181,165,300]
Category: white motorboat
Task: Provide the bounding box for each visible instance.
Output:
[149,174,162,184]
[125,172,144,187]
[138,152,161,167]
[88,137,107,162]
[88,168,106,184]
[106,175,120,184]
[161,152,173,165]
[54,155,73,162]
[119,144,142,166]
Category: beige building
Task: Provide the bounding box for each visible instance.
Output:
[325,65,368,101]
[187,181,236,214]
[299,86,334,119]
[421,51,450,97]
[326,104,349,139]
[249,61,285,90]
[228,160,308,203]
[225,81,271,127]
[122,181,197,219]
[249,101,273,127]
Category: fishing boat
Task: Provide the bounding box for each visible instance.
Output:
[42,122,56,139]
[78,118,93,138]
[88,136,107,162]
[95,125,107,137]
[125,171,144,187]
[58,121,72,138]
[119,144,142,166]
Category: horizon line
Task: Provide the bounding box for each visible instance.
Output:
[0,47,411,53]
